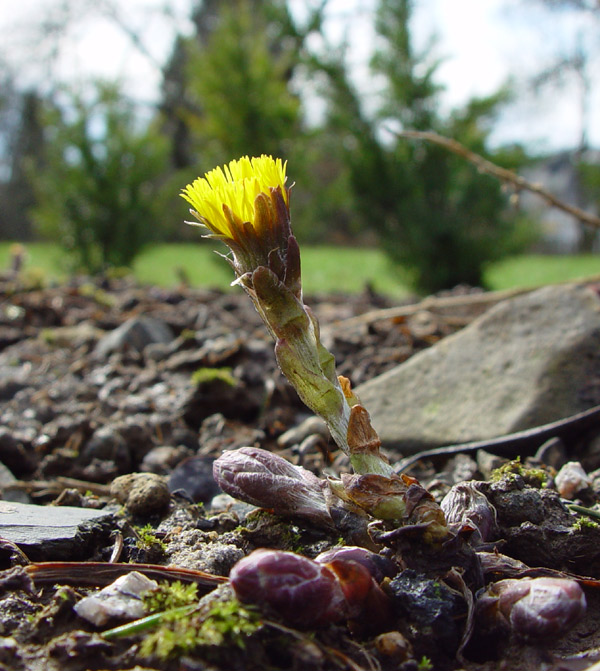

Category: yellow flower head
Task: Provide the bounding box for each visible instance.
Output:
[182,155,296,289]
[181,155,288,239]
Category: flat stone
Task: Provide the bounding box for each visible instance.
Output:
[356,284,600,453]
[0,500,115,560]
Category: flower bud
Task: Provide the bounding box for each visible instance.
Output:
[229,548,393,630]
[213,447,333,528]
[229,549,350,627]
[477,577,586,640]
[441,482,498,546]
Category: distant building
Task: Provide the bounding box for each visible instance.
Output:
[519,150,600,253]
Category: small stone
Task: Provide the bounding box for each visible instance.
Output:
[387,570,467,659]
[375,631,412,660]
[534,437,568,471]
[0,461,31,504]
[74,571,158,626]
[446,453,479,484]
[110,473,171,516]
[555,461,591,499]
[0,636,22,668]
[168,455,220,503]
[80,425,131,473]
[141,445,191,475]
[277,416,329,448]
[94,316,174,358]
[0,429,35,476]
[477,450,507,479]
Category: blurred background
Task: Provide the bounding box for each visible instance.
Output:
[0,0,598,294]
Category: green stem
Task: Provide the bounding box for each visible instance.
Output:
[568,504,600,521]
[102,604,197,640]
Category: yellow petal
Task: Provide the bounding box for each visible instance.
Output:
[181,155,287,238]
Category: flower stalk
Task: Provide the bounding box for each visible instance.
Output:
[182,155,393,478]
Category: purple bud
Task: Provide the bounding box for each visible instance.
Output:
[229,549,349,626]
[477,577,586,640]
[213,447,333,528]
[441,482,498,546]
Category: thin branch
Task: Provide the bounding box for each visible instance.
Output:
[395,129,600,230]
[326,286,531,332]
[326,275,600,332]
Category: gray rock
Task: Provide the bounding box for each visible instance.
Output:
[356,284,600,453]
[0,500,115,560]
[94,316,174,358]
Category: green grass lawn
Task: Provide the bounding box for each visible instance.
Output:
[132,243,405,295]
[1,241,598,296]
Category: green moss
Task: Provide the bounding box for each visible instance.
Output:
[417,656,433,671]
[191,366,236,387]
[139,596,261,660]
[144,581,199,614]
[241,509,306,553]
[76,282,115,307]
[490,457,548,488]
[572,516,600,531]
[180,328,197,340]
[135,523,167,553]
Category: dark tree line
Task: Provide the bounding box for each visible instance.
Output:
[1,0,594,290]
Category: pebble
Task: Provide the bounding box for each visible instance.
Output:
[110,473,171,516]
[555,461,591,499]
[476,450,507,479]
[141,445,191,475]
[94,316,175,358]
[277,416,329,448]
[74,571,158,626]
[168,455,220,503]
[534,437,568,470]
[0,461,31,504]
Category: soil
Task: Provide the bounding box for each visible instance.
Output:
[1,274,600,671]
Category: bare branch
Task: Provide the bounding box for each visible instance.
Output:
[394,129,600,230]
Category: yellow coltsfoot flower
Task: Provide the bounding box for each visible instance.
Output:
[181,155,294,286]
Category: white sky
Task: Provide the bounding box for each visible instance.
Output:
[0,0,598,151]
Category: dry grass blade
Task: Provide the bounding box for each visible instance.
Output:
[25,561,227,591]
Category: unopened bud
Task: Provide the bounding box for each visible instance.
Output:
[229,549,356,626]
[441,481,498,545]
[477,577,586,640]
[213,447,333,528]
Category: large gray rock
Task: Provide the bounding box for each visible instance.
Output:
[356,284,600,453]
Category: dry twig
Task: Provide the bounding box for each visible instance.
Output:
[395,129,600,230]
